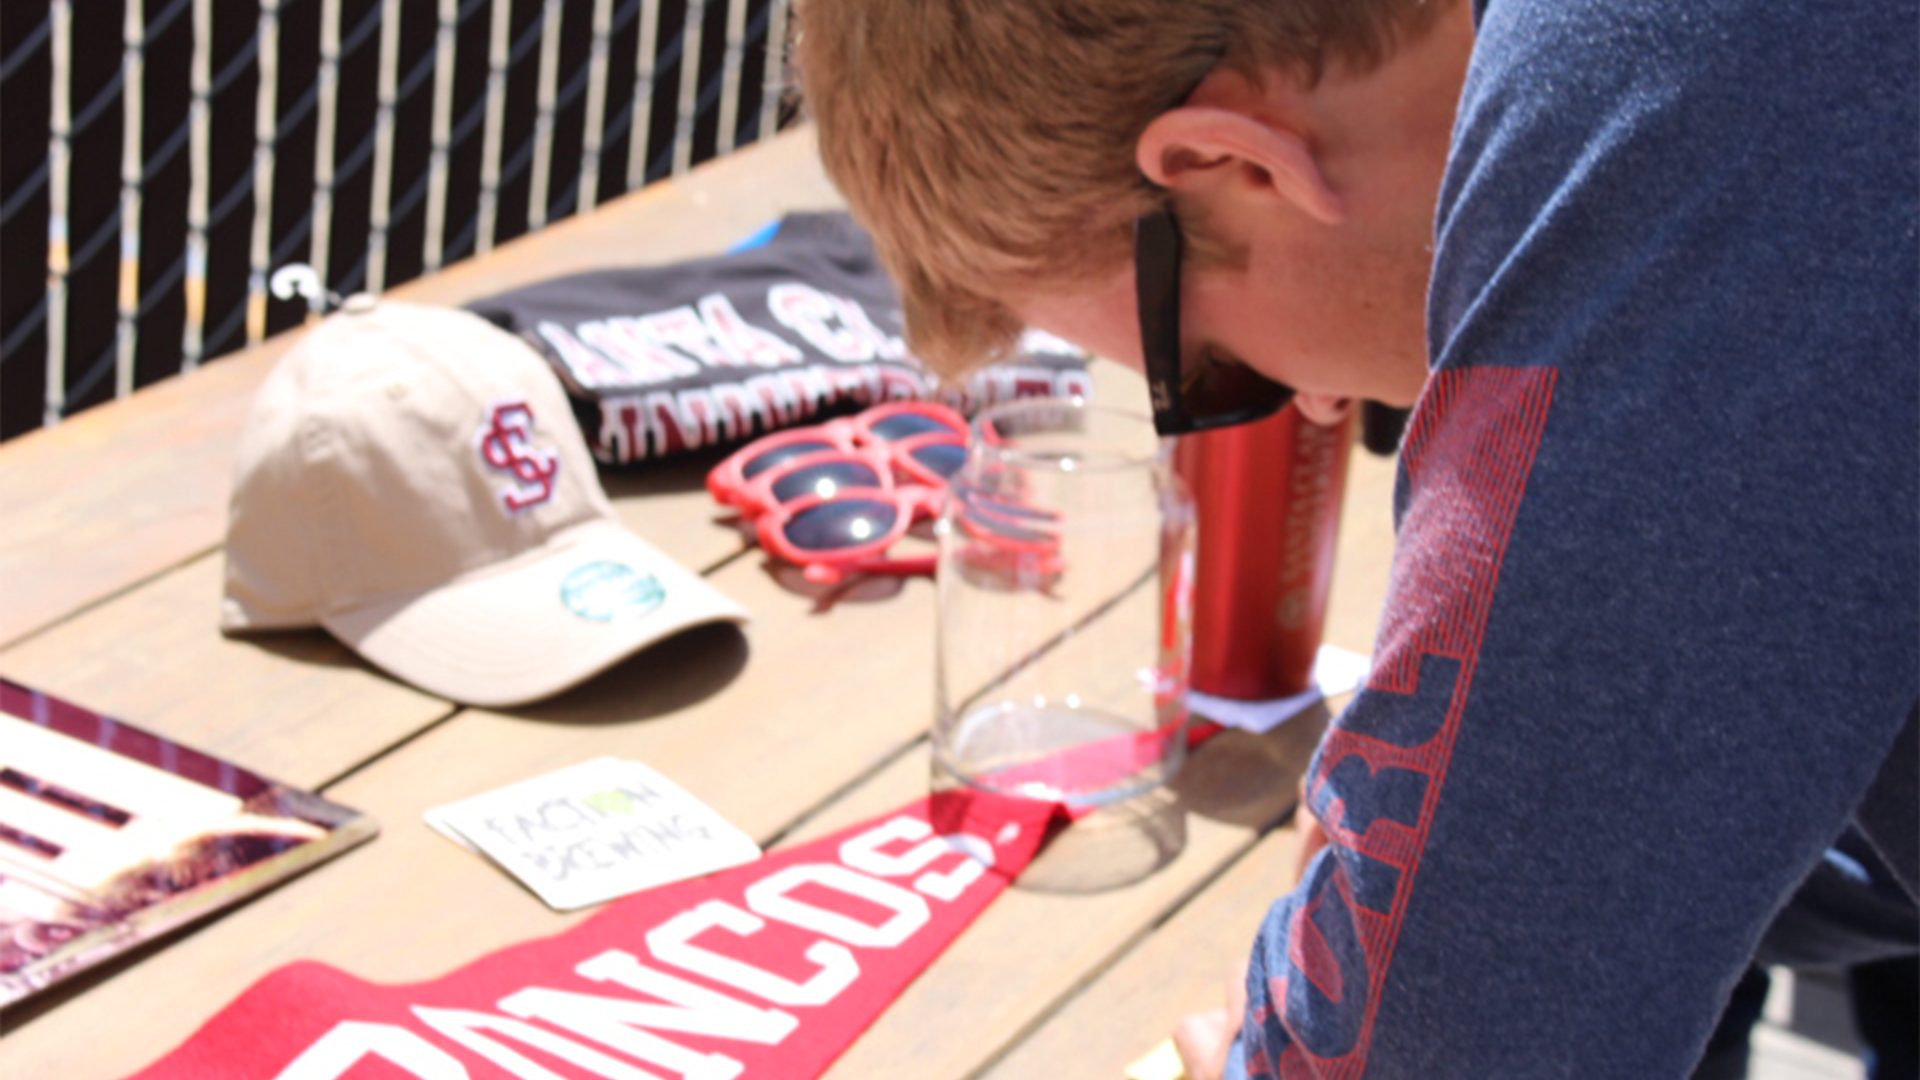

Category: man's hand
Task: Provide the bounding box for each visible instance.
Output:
[1171,958,1249,1080]
[1172,777,1330,1080]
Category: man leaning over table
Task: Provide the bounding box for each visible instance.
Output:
[790,0,1919,1077]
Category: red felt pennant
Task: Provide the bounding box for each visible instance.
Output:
[124,790,1061,1080]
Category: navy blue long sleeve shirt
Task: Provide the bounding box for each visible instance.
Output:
[1231,1,1918,1075]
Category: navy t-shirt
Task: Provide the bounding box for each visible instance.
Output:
[1231,0,1917,1076]
[468,213,1091,465]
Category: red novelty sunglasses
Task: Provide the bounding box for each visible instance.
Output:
[707,400,968,518]
[708,401,1064,585]
[708,402,969,584]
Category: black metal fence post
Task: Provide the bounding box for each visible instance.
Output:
[0,0,797,444]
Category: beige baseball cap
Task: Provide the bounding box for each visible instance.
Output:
[221,296,747,708]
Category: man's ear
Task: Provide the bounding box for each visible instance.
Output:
[1291,393,1356,427]
[1136,106,1346,225]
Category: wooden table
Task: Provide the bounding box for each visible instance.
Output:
[0,125,1399,1080]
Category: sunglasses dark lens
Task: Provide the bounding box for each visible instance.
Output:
[868,413,958,441]
[769,460,883,504]
[742,439,836,480]
[784,498,900,551]
[1183,357,1296,427]
[907,441,967,479]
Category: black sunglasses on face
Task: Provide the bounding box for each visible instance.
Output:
[1134,205,1297,436]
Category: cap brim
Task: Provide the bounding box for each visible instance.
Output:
[321,521,747,708]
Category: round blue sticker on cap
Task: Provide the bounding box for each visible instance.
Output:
[561,561,666,623]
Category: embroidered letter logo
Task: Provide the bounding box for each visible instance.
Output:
[478,401,560,512]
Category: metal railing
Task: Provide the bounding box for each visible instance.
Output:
[0,0,795,443]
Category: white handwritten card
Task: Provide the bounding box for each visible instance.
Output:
[424,757,762,910]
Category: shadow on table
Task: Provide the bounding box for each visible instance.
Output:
[1178,701,1333,830]
[1017,789,1189,895]
[760,559,918,612]
[1011,701,1332,895]
[236,627,375,674]
[230,620,749,730]
[492,620,751,725]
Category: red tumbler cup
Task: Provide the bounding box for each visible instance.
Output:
[1173,407,1355,701]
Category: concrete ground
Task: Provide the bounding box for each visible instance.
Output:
[1751,969,1868,1080]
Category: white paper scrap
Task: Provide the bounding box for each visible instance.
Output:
[424,757,762,910]
[1125,1038,1190,1080]
[1190,644,1372,735]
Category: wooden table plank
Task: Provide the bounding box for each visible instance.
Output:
[0,674,1324,1080]
[0,431,758,791]
[0,90,1407,1080]
[0,539,941,1073]
[980,820,1313,1080]
[0,349,286,651]
[975,441,1399,1080]
[793,720,1330,1080]
[0,554,449,792]
[0,127,842,651]
[0,413,1383,1076]
[0,413,1393,1070]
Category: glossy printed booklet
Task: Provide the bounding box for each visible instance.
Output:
[0,678,376,1007]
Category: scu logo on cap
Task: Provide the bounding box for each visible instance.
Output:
[478,401,560,512]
